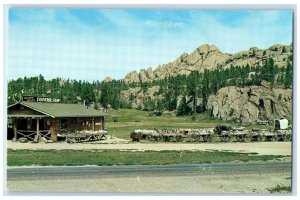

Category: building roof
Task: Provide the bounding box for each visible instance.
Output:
[8,102,105,118]
[8,114,48,118]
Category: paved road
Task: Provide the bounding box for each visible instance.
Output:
[6,161,292,193]
[7,161,291,178]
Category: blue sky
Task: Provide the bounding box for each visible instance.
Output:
[8,8,293,81]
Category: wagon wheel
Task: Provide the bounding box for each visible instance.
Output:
[146,135,153,141]
[66,138,72,143]
[250,135,258,141]
[234,134,248,142]
[176,135,184,142]
[275,134,284,141]
[195,135,201,142]
[235,135,244,142]
[280,135,286,141]
[188,135,193,142]
[70,138,77,143]
[202,135,212,142]
[284,134,289,141]
[285,134,292,141]
[284,134,292,141]
[163,136,170,142]
[265,136,274,141]
[284,134,290,141]
[154,135,160,141]
[220,135,231,142]
[256,134,264,142]
[244,135,251,142]
[191,135,198,142]
[197,135,203,142]
[157,135,163,141]
[219,135,225,142]
[208,135,213,142]
[260,135,266,142]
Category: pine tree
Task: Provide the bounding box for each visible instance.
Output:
[177,96,191,116]
[155,99,164,113]
[37,74,46,96]
[268,58,275,86]
[100,82,110,110]
[201,69,210,111]
[163,77,177,111]
[187,71,199,117]
[284,60,293,88]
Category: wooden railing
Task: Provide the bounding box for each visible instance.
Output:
[17,130,51,141]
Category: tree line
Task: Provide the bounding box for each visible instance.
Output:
[8,58,293,116]
[140,58,292,116]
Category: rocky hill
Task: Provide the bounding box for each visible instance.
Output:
[116,43,293,124]
[120,84,292,124]
[123,43,292,83]
[207,84,292,124]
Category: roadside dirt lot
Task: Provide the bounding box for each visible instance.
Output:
[6,138,292,156]
[7,169,291,193]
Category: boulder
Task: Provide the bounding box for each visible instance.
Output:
[103,76,112,82]
[124,70,140,82]
[146,67,155,80]
[120,86,161,109]
[207,86,292,124]
[139,69,148,82]
[185,48,201,65]
[120,87,142,101]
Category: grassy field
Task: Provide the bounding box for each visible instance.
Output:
[104,109,271,140]
[7,149,286,166]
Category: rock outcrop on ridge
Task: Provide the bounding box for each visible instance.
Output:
[123,43,292,83]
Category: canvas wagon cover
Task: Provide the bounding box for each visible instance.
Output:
[275,119,289,130]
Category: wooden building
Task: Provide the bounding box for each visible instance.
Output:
[8,101,105,142]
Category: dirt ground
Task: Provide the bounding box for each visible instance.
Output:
[7,170,291,193]
[6,137,292,156]
[6,137,293,193]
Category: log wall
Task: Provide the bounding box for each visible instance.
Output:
[50,119,60,142]
[52,117,104,134]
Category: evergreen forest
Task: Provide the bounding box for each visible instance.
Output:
[8,58,293,116]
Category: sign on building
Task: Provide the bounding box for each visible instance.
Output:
[22,96,61,103]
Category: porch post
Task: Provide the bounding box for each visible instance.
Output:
[12,118,17,142]
[102,116,105,130]
[36,118,40,142]
[92,117,95,131]
[50,119,58,142]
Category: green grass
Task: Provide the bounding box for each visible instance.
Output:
[105,108,272,140]
[267,185,292,193]
[105,109,234,139]
[7,149,287,166]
